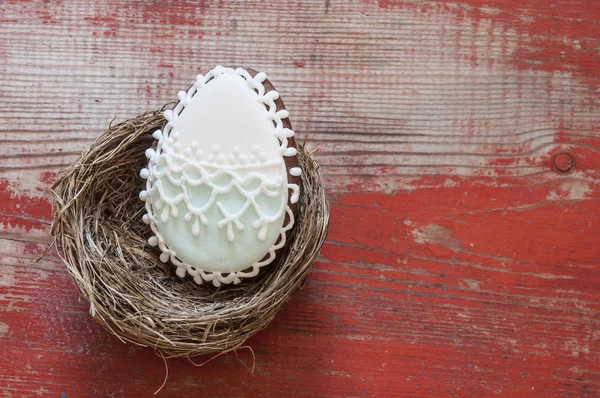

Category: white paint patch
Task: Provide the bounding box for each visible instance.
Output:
[412,229,426,245]
[461,278,481,290]
[443,178,458,188]
[412,224,461,250]
[0,322,9,337]
[564,338,590,357]
[0,171,52,201]
[546,180,592,201]
[457,311,472,320]
[535,273,574,280]
[0,266,16,287]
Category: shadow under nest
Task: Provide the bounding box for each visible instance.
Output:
[50,108,329,358]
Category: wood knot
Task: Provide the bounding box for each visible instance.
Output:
[554,153,574,173]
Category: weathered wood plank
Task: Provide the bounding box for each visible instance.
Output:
[1,0,600,396]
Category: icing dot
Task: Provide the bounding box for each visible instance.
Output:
[173,142,181,151]
[148,236,158,246]
[152,130,162,140]
[160,252,170,263]
[193,274,204,284]
[265,90,280,101]
[284,147,298,157]
[183,148,192,156]
[161,208,169,223]
[228,154,236,165]
[184,213,192,222]
[232,146,240,153]
[173,131,180,139]
[139,190,148,201]
[239,154,248,165]
[216,154,226,164]
[290,167,302,176]
[195,149,204,159]
[191,141,198,150]
[252,145,260,154]
[207,153,215,162]
[290,185,300,204]
[192,219,201,236]
[258,225,268,241]
[255,72,267,82]
[142,214,150,224]
[145,149,155,159]
[176,266,187,278]
[211,144,220,153]
[259,152,268,162]
[140,168,150,179]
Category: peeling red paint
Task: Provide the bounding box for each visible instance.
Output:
[0,179,51,231]
[131,1,208,33]
[377,0,600,82]
[83,16,116,23]
[494,145,527,155]
[39,171,56,185]
[549,145,600,173]
[5,173,600,396]
[2,1,600,396]
[187,29,205,39]
[485,157,519,167]
[334,179,599,267]
[23,242,43,255]
[450,0,600,81]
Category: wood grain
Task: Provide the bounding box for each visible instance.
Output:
[1,0,600,396]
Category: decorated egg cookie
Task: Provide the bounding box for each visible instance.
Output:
[139,66,301,286]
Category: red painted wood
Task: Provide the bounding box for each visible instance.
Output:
[2,0,600,397]
[554,153,575,173]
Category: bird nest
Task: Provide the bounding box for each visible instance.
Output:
[50,108,329,358]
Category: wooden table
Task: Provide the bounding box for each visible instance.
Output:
[2,1,599,396]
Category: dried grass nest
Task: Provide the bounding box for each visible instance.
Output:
[50,107,329,358]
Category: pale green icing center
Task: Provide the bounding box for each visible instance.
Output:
[156,179,285,272]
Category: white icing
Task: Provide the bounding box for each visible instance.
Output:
[140,66,301,286]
